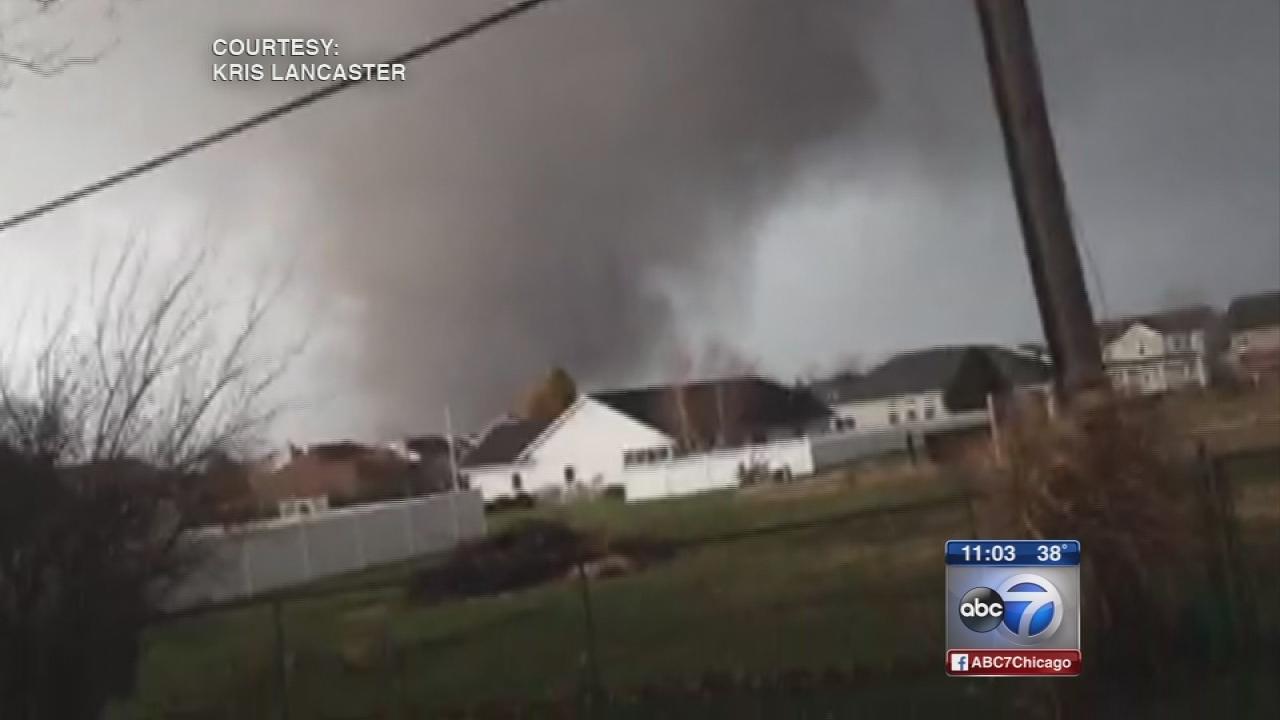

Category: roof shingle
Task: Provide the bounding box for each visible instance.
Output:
[461,417,549,467]
[816,346,1050,409]
[1227,291,1280,331]
[590,377,830,446]
[1098,305,1217,342]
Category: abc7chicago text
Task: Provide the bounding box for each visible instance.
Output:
[962,654,1075,673]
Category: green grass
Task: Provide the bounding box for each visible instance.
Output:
[112,464,1279,719]
[117,471,968,718]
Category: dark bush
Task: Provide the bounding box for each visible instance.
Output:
[602,484,627,501]
[409,519,680,603]
[410,519,592,603]
[607,535,678,565]
[484,492,536,513]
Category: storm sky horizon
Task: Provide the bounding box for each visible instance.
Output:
[2,0,1277,444]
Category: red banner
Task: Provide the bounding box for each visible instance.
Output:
[946,649,1081,677]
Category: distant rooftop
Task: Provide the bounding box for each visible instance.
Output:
[460,416,550,467]
[1097,305,1217,341]
[590,377,829,444]
[1227,290,1280,331]
[812,345,1051,409]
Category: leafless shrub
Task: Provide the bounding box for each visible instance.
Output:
[975,393,1210,679]
[0,244,296,719]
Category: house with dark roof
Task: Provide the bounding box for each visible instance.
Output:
[1225,290,1280,381]
[401,434,472,492]
[1098,305,1221,394]
[459,378,830,502]
[809,346,1051,433]
[250,435,471,519]
[250,441,418,517]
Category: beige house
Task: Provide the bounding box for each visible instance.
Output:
[250,441,417,518]
[1226,290,1280,382]
[1099,306,1219,395]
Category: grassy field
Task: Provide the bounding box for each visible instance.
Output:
[113,456,1280,719]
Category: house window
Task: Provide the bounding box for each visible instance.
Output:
[924,406,936,420]
[1138,345,1146,356]
[888,412,900,425]
[564,466,576,483]
[1168,333,1189,352]
[512,473,523,492]
[279,496,328,519]
[906,409,918,422]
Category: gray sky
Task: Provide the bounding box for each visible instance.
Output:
[1,0,1277,443]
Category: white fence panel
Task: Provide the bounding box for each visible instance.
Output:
[166,489,486,611]
[621,437,813,501]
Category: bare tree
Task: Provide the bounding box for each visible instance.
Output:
[1,0,121,93]
[0,243,297,719]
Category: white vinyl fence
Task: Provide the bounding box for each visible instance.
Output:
[810,427,913,470]
[809,413,992,471]
[621,437,814,501]
[165,490,486,610]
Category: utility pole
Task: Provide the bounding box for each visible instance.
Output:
[444,404,463,541]
[444,405,461,491]
[975,0,1105,399]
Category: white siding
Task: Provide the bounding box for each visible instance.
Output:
[464,463,530,502]
[1105,324,1167,362]
[465,398,674,501]
[1103,324,1208,394]
[832,390,953,432]
[622,438,814,502]
[1233,326,1280,355]
[521,397,674,493]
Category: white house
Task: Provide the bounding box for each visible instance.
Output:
[1225,290,1280,382]
[460,377,830,502]
[1099,307,1217,394]
[810,346,1052,434]
[454,415,551,500]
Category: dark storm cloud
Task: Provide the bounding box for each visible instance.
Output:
[285,0,884,432]
[3,0,1276,443]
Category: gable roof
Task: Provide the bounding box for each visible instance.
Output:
[817,346,1051,408]
[305,440,371,462]
[590,377,830,446]
[831,348,972,402]
[808,371,864,406]
[1098,305,1217,342]
[985,346,1055,386]
[404,434,472,459]
[1227,291,1280,331]
[461,416,550,467]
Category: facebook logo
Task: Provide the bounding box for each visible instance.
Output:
[950,653,969,672]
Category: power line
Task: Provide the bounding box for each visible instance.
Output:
[0,0,561,235]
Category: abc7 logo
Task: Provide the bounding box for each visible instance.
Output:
[958,573,1064,645]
